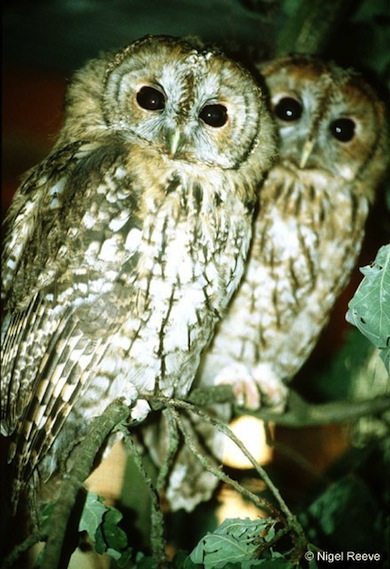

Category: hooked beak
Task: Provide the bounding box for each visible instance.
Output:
[299,139,315,169]
[166,129,185,158]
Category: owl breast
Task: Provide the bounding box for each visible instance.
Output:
[2,134,258,500]
[197,160,369,401]
[92,151,254,403]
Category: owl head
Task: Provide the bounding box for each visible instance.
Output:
[258,55,389,200]
[57,35,275,173]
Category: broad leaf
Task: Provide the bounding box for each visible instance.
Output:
[346,244,390,371]
[95,506,128,557]
[189,517,286,569]
[78,491,107,536]
[79,491,132,566]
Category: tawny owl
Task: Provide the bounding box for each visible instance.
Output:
[0,35,276,518]
[143,55,389,512]
[198,54,390,410]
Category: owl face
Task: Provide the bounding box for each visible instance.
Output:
[259,56,389,196]
[95,35,265,170]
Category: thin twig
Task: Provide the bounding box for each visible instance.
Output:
[155,408,181,493]
[250,392,390,427]
[189,386,390,427]
[119,427,167,566]
[166,405,278,517]
[153,396,307,544]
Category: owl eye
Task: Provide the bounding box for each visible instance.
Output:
[329,118,356,142]
[199,104,228,127]
[274,97,303,122]
[136,86,165,111]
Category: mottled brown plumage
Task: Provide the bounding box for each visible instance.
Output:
[147,55,389,512]
[199,54,389,409]
[0,35,276,518]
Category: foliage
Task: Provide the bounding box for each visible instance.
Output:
[75,505,300,568]
[79,492,132,565]
[346,244,390,372]
[301,476,384,551]
[299,436,390,555]
[188,517,294,568]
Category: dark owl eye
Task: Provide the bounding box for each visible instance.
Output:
[136,86,165,110]
[274,97,303,122]
[199,104,228,127]
[329,118,356,142]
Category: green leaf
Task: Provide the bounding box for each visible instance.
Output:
[302,475,383,551]
[77,492,132,566]
[189,517,279,569]
[95,506,128,555]
[346,244,390,371]
[78,491,108,536]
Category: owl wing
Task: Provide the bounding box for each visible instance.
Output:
[2,141,86,433]
[1,136,143,493]
[1,141,87,305]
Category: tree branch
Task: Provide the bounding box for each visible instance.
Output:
[153,397,308,551]
[40,398,130,569]
[249,391,390,427]
[6,385,388,568]
[189,386,390,427]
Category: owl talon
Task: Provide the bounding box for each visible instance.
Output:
[215,364,261,409]
[129,399,151,424]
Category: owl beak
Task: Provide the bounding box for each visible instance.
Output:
[166,129,184,157]
[299,139,315,168]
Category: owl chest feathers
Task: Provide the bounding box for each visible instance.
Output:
[37,141,254,398]
[82,148,255,398]
[1,136,258,490]
[199,162,370,384]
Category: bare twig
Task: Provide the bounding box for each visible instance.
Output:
[153,396,307,547]
[189,386,390,427]
[119,427,167,567]
[155,408,181,493]
[250,392,390,427]
[167,404,278,516]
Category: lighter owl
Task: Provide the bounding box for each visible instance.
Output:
[144,55,389,512]
[0,35,276,518]
[198,54,390,410]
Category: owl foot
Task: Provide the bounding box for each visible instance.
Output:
[129,399,151,424]
[252,363,288,412]
[214,363,261,409]
[214,363,288,412]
